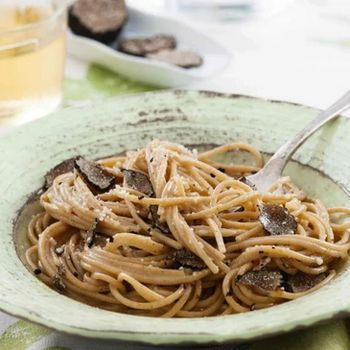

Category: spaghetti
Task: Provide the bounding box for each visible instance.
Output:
[25,140,350,317]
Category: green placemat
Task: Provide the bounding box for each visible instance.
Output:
[64,64,157,104]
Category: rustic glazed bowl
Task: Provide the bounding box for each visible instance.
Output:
[1,90,350,346]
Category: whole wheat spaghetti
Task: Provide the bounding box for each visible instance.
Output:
[25,140,350,317]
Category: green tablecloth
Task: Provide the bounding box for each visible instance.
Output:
[1,64,349,350]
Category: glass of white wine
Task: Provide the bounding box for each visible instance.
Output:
[0,0,67,127]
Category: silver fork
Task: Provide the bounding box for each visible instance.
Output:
[246,90,350,192]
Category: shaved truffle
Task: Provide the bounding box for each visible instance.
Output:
[121,169,170,232]
[285,272,326,293]
[69,0,127,44]
[86,219,98,248]
[149,205,170,234]
[259,204,297,236]
[122,169,154,197]
[167,249,206,271]
[147,49,203,68]
[119,35,176,57]
[237,268,283,290]
[44,157,78,188]
[75,157,116,193]
[175,249,206,271]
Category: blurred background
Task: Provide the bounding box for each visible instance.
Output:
[125,0,350,105]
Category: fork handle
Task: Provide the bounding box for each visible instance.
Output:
[262,90,350,181]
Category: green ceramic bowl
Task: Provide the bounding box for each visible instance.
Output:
[1,90,350,346]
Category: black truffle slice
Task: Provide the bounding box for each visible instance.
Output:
[69,0,127,44]
[44,157,78,188]
[259,204,297,236]
[122,169,154,197]
[74,157,116,193]
[166,249,206,271]
[149,205,170,234]
[119,35,176,57]
[237,268,283,291]
[285,272,326,293]
[146,49,203,68]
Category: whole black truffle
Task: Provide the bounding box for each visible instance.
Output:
[69,0,127,44]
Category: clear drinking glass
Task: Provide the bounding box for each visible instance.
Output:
[0,0,67,127]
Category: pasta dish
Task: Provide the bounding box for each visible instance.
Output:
[25,140,350,317]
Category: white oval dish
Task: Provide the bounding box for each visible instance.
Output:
[67,6,231,87]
